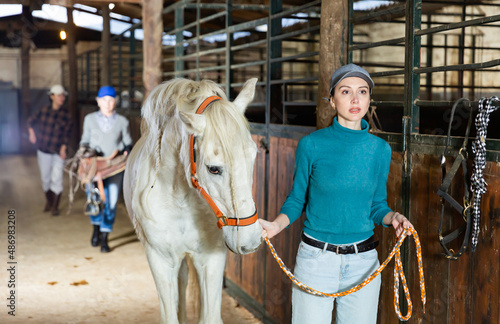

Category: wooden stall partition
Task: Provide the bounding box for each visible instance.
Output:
[225,131,499,324]
[404,154,499,324]
[374,151,404,324]
[240,135,268,303]
[263,136,305,324]
[225,135,267,307]
[470,162,499,323]
[406,153,451,323]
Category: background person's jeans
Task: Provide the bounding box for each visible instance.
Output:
[89,172,124,233]
[291,239,381,324]
[37,150,64,194]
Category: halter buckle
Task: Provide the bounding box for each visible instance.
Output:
[458,147,468,159]
[462,198,472,218]
[219,215,228,226]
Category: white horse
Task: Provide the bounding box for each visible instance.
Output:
[123,78,263,324]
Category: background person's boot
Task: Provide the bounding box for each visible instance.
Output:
[51,193,61,216]
[43,190,54,212]
[100,232,110,253]
[91,225,100,247]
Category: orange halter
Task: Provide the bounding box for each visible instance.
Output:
[189,96,258,229]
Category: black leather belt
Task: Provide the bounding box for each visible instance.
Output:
[301,233,378,254]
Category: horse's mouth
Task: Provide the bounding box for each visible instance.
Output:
[225,243,259,255]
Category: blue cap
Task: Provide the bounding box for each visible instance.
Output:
[329,63,374,95]
[97,86,116,98]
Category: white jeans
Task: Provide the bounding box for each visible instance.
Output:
[37,150,64,194]
[291,240,381,324]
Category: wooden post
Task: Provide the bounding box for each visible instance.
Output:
[142,0,163,98]
[316,0,349,129]
[20,5,31,153]
[67,6,79,149]
[101,5,111,86]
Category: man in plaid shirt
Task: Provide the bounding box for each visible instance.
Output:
[28,85,73,215]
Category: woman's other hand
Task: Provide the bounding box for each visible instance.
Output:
[258,213,290,239]
[386,211,414,237]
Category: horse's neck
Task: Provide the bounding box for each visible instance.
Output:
[154,131,189,189]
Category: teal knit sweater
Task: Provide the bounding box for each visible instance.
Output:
[280,117,392,244]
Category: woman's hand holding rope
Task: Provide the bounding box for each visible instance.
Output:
[384,211,414,237]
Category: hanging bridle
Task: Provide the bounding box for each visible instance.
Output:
[189,96,259,229]
[436,98,473,260]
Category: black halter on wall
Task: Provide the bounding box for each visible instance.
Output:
[436,98,473,260]
[437,96,499,258]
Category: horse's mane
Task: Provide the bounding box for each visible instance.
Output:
[141,78,251,172]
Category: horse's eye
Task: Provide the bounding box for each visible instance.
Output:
[207,166,222,175]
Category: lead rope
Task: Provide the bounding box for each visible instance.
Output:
[264,227,426,321]
[470,96,500,251]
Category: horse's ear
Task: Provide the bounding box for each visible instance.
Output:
[179,111,206,135]
[233,78,257,114]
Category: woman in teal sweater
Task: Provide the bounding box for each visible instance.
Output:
[259,64,413,324]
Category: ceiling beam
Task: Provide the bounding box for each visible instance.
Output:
[75,0,142,4]
[0,1,30,4]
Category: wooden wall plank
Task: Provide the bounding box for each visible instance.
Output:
[408,154,450,323]
[376,151,403,324]
[471,162,500,324]
[444,157,473,324]
[264,136,299,323]
[239,135,267,303]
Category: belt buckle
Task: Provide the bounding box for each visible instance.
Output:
[336,245,340,254]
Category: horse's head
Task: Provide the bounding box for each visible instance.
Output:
[177,78,263,254]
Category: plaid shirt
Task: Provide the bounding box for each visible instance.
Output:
[27,105,73,154]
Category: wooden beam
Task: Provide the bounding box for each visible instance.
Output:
[142,0,163,98]
[112,3,143,20]
[316,0,349,129]
[66,6,79,148]
[20,5,31,153]
[101,4,111,86]
[0,0,30,4]
[74,0,142,4]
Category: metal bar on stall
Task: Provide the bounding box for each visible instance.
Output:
[352,3,406,23]
[349,37,406,51]
[415,59,500,74]
[416,14,500,36]
[167,11,226,36]
[270,51,319,64]
[118,36,123,105]
[175,7,184,73]
[196,0,201,81]
[128,28,136,108]
[348,0,354,63]
[270,25,320,42]
[402,1,422,321]
[225,0,234,97]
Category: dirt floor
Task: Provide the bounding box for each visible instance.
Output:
[0,155,263,324]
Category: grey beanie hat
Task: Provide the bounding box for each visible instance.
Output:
[329,63,374,95]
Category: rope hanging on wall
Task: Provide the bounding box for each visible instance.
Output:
[470,96,500,251]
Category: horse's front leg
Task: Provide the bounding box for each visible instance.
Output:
[193,249,227,324]
[145,244,183,324]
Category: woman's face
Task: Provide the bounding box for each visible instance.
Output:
[97,96,116,117]
[51,93,66,108]
[330,77,370,130]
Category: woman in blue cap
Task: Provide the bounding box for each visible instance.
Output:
[259,64,414,323]
[80,85,133,252]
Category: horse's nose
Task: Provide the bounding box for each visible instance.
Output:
[239,245,259,254]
